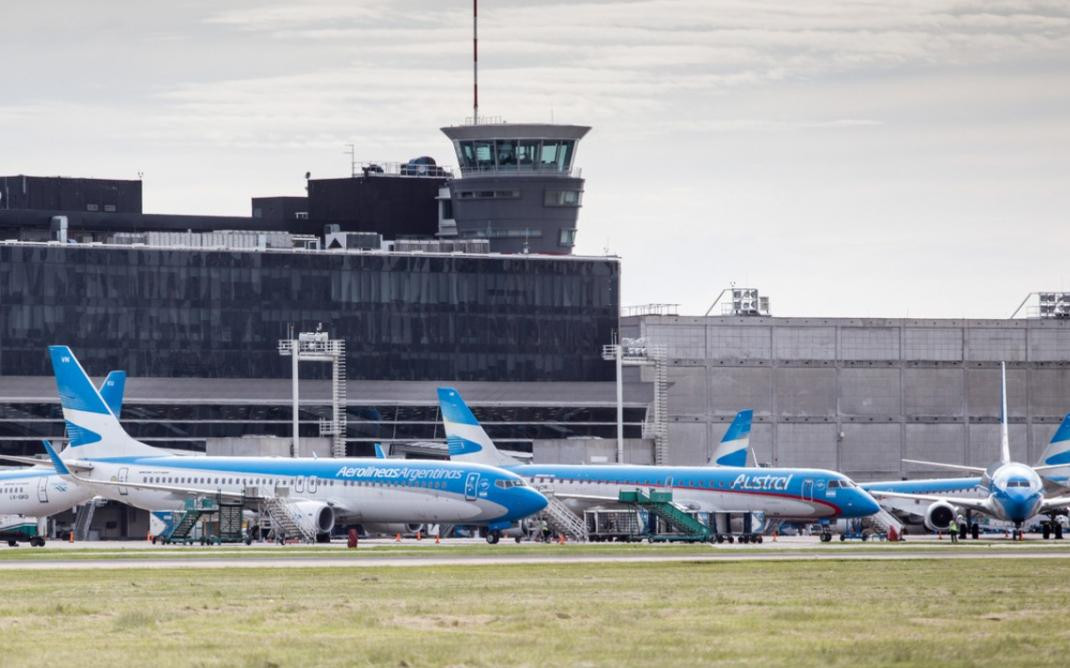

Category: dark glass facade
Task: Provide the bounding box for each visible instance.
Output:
[0,244,619,381]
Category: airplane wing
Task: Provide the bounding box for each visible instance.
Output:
[42,440,252,502]
[0,452,95,472]
[68,472,254,502]
[1033,464,1069,473]
[869,490,993,516]
[544,491,620,503]
[901,459,987,474]
[1039,496,1070,513]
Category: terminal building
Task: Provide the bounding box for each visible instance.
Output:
[621,291,1070,481]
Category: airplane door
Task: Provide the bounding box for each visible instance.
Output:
[464,473,479,501]
[38,477,49,503]
[118,467,129,496]
[308,476,318,494]
[295,476,305,494]
[802,479,814,502]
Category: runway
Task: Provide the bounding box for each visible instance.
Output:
[4,542,1070,571]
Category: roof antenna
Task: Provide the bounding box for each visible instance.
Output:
[472,0,479,125]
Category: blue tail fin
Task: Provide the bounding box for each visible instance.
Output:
[1039,413,1070,466]
[49,346,157,459]
[373,443,387,459]
[98,371,126,418]
[709,409,753,467]
[437,387,517,467]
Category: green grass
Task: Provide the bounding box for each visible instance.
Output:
[2,559,1069,666]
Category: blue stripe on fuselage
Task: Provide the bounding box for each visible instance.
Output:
[513,464,846,514]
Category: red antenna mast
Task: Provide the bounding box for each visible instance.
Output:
[472,0,479,125]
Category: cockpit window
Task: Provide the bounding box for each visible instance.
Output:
[495,479,525,489]
[1006,480,1031,488]
[828,480,840,489]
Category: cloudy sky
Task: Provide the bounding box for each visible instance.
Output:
[3,1,1069,317]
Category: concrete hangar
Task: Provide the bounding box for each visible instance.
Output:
[2,120,1070,538]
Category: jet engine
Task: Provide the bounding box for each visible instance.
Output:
[924,501,956,532]
[290,500,336,537]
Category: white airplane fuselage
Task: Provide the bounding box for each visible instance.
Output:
[0,468,92,517]
[70,456,540,526]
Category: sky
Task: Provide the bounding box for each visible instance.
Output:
[2,1,1069,317]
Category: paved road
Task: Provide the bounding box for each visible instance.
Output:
[3,548,1070,570]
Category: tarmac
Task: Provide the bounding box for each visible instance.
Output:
[2,535,1069,570]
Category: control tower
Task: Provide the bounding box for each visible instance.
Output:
[441,123,590,254]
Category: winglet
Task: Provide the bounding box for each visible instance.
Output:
[42,440,71,476]
[98,371,127,418]
[374,443,387,459]
[999,362,1011,465]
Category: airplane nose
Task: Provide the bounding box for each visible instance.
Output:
[857,490,882,517]
[514,487,548,519]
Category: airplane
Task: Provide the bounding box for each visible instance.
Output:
[40,346,548,544]
[437,387,882,543]
[0,371,126,546]
[865,363,1070,540]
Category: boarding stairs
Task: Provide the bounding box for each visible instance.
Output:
[868,508,904,537]
[73,501,97,541]
[263,497,316,543]
[163,498,219,543]
[536,492,588,541]
[619,490,710,542]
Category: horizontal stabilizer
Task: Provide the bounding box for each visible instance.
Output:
[0,454,54,468]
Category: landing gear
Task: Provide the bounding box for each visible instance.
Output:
[485,531,501,545]
[514,536,523,544]
[971,523,980,540]
[820,531,833,543]
[6,540,16,548]
[1043,515,1065,540]
[29,537,45,547]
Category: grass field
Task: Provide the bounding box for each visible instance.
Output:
[2,558,1069,667]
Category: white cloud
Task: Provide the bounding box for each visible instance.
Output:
[1,0,1068,317]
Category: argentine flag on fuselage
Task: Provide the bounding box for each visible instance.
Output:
[709,409,753,467]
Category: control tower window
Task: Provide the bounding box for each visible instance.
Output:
[474,141,494,170]
[539,142,560,170]
[458,142,476,168]
[517,140,539,168]
[559,140,575,172]
[496,140,517,169]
